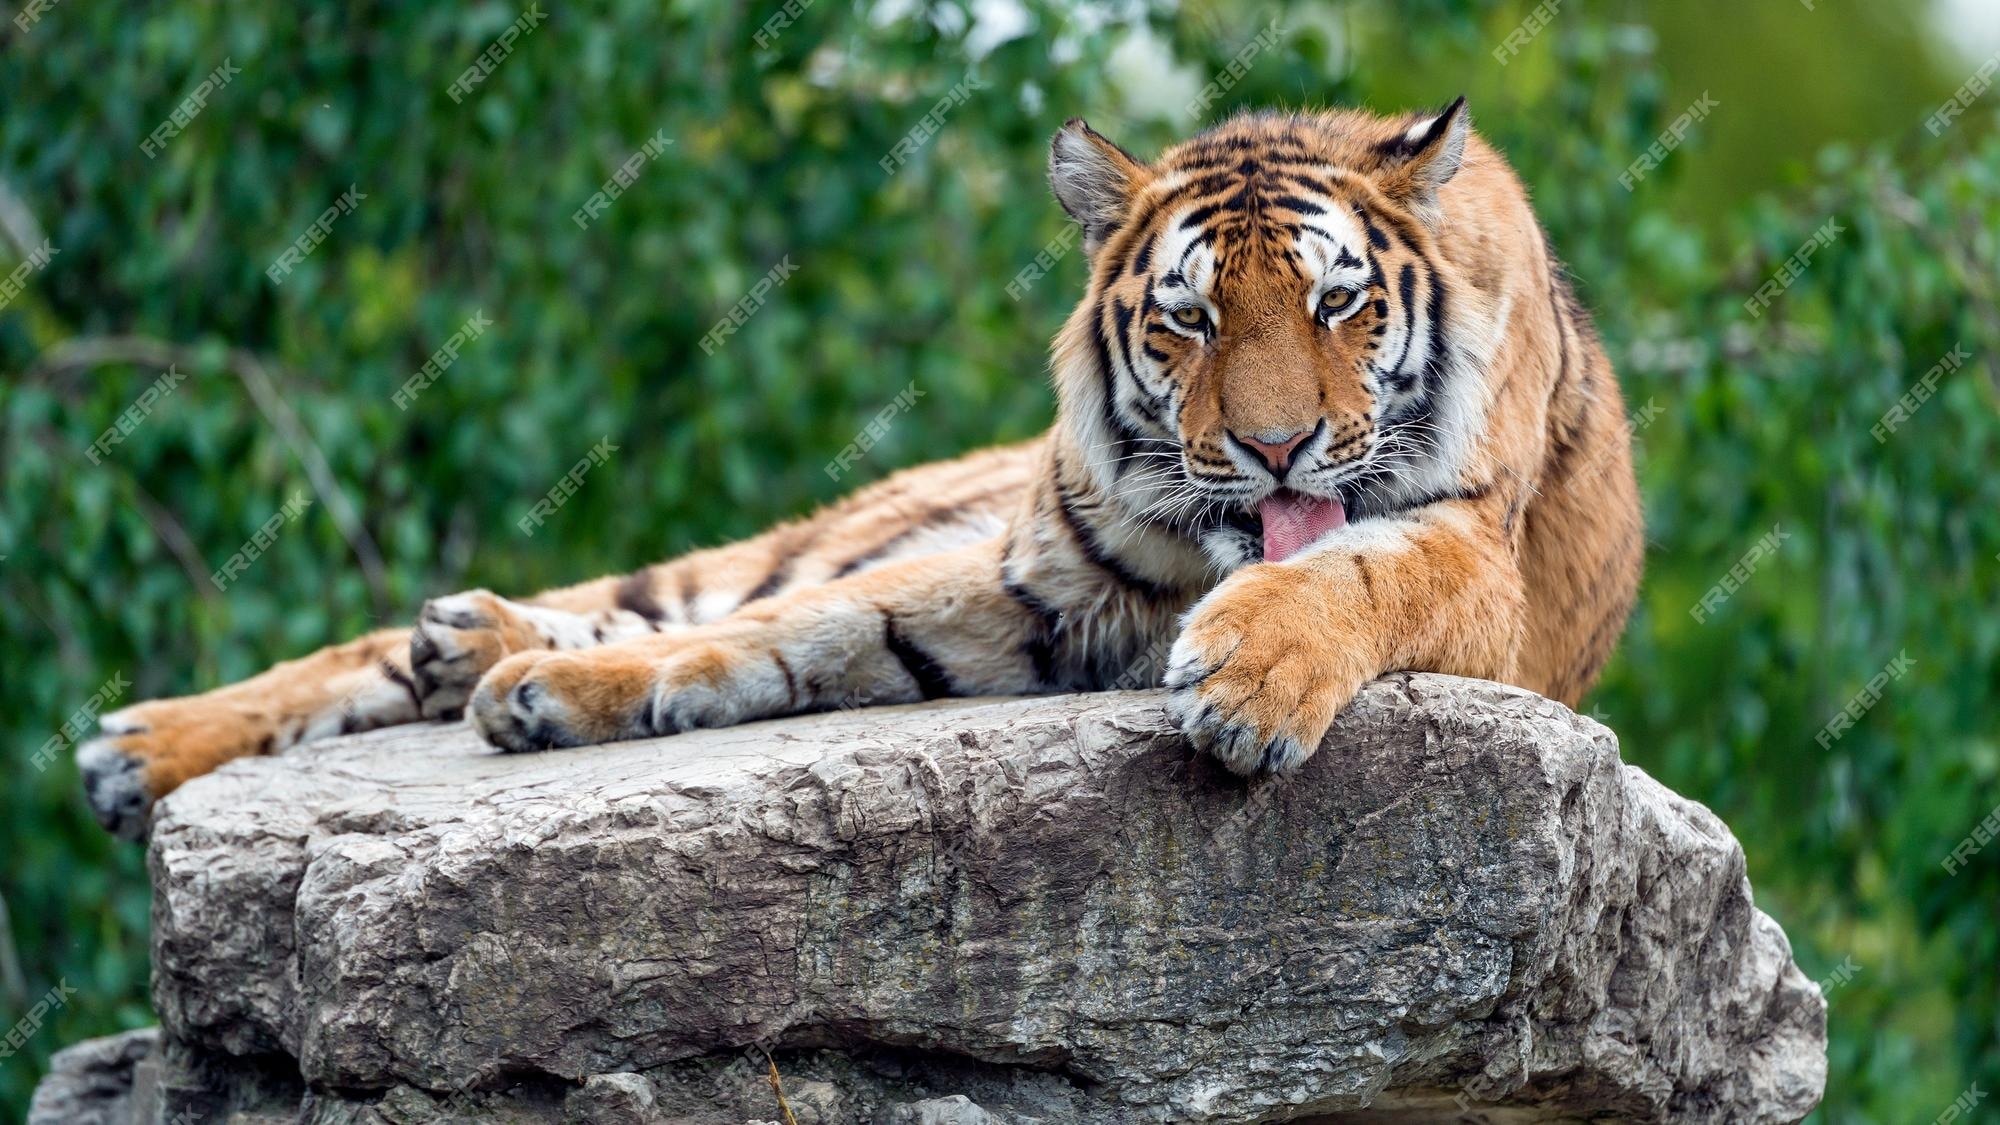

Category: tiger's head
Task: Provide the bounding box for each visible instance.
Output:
[1047,102,1501,571]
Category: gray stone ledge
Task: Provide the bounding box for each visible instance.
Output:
[37,676,1827,1123]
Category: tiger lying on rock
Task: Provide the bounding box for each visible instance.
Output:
[78,99,1642,840]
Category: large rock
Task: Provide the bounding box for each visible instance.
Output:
[48,676,1827,1122]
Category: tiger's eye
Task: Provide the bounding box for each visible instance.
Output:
[1320,287,1363,317]
[1171,306,1208,329]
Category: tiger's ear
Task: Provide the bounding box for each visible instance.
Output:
[1050,119,1149,254]
[1375,96,1470,220]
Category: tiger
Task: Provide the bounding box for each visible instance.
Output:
[77,99,1643,841]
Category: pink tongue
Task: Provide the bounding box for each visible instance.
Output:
[1260,493,1347,562]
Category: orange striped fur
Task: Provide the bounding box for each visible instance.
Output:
[78,102,1641,838]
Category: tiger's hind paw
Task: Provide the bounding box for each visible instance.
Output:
[74,702,269,841]
[410,591,543,720]
[76,731,156,841]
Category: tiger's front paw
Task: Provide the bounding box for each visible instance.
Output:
[1164,566,1373,776]
[468,650,634,753]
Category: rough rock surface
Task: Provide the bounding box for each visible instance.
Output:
[39,676,1826,1123]
[25,1028,160,1125]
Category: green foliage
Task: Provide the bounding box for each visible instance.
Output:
[2,1,1994,1119]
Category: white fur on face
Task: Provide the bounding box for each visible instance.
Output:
[1290,202,1372,317]
[1371,284,1507,511]
[1151,207,1221,340]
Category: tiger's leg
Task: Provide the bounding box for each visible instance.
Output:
[408,442,1036,715]
[76,444,1036,838]
[76,628,425,839]
[1165,495,1527,775]
[462,461,1202,754]
[466,540,1068,752]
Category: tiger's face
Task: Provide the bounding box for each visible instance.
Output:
[1050,103,1484,570]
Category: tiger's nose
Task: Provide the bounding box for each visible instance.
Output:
[1229,421,1323,479]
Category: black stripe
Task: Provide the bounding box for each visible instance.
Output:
[1385,263,1418,390]
[1176,202,1224,229]
[1277,172,1338,197]
[1131,233,1155,276]
[1356,206,1390,251]
[771,649,799,708]
[1110,298,1140,391]
[1113,196,1167,263]
[678,567,699,622]
[1051,471,1174,602]
[1420,270,1449,394]
[740,520,832,609]
[1001,584,1061,688]
[616,569,667,621]
[999,538,1063,687]
[1123,293,1175,422]
[1425,269,1448,346]
[884,617,956,700]
[830,495,1009,579]
[1350,192,1429,256]
[1090,318,1148,471]
[739,557,792,607]
[1369,480,1497,519]
[378,658,423,713]
[1267,194,1326,215]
